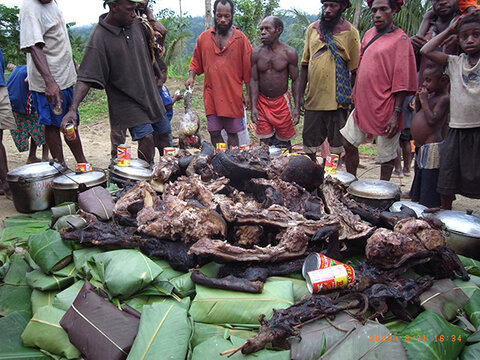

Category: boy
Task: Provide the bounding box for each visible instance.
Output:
[421,11,480,209]
[410,62,450,207]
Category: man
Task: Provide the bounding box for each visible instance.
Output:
[297,0,360,163]
[185,0,251,148]
[19,0,87,165]
[250,16,299,148]
[62,0,169,165]
[0,48,16,198]
[340,0,417,180]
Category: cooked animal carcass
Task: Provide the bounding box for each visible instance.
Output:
[280,155,324,191]
[178,87,201,149]
[150,155,181,192]
[394,217,446,250]
[113,181,160,226]
[137,194,227,242]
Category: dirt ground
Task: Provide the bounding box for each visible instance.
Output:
[1,77,478,223]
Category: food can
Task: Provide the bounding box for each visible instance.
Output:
[65,123,76,141]
[163,147,176,156]
[240,144,250,150]
[53,104,63,116]
[216,143,227,152]
[302,253,341,279]
[325,154,339,174]
[75,163,93,172]
[117,144,131,167]
[306,264,355,294]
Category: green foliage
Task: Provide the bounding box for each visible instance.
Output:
[234,0,280,44]
[0,4,24,65]
[78,88,108,124]
[67,22,86,64]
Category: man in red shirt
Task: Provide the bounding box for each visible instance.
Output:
[185,0,251,148]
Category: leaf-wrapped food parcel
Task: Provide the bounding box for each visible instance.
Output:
[53,280,85,311]
[28,230,72,274]
[26,269,75,291]
[465,290,480,330]
[31,289,59,315]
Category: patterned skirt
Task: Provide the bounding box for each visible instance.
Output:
[10,112,46,152]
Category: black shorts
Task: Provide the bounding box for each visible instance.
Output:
[410,165,441,208]
[437,127,480,198]
[400,128,412,142]
[302,109,348,154]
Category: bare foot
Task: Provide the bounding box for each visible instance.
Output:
[391,170,403,178]
[26,157,41,164]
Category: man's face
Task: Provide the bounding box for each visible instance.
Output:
[370,0,394,32]
[260,18,280,45]
[214,2,233,36]
[431,0,457,18]
[321,1,343,32]
[38,0,52,4]
[111,0,138,27]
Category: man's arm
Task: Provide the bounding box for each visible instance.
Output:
[185,70,197,89]
[26,44,62,106]
[249,50,260,124]
[420,18,459,65]
[296,65,308,116]
[385,91,407,138]
[61,80,92,131]
[287,47,300,124]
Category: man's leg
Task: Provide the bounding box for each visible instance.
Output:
[226,132,239,148]
[41,144,49,162]
[64,128,87,164]
[154,133,170,157]
[401,139,412,175]
[27,138,40,164]
[441,194,454,210]
[209,131,224,148]
[0,130,11,197]
[137,133,155,164]
[380,159,395,181]
[342,138,359,177]
[110,129,127,163]
[45,125,65,164]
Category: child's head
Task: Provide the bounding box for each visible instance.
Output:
[456,11,480,56]
[422,61,449,93]
[157,58,168,85]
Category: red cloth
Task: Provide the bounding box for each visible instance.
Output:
[353,27,417,135]
[189,26,251,118]
[255,93,296,141]
[459,0,479,13]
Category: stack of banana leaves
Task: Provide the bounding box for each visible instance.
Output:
[1,208,480,360]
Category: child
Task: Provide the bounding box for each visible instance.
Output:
[410,62,450,207]
[420,11,480,209]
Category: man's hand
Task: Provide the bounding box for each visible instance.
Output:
[385,112,401,138]
[410,35,428,52]
[298,97,305,116]
[244,96,251,111]
[61,109,78,133]
[251,107,259,124]
[44,79,62,107]
[292,107,300,126]
[185,77,194,89]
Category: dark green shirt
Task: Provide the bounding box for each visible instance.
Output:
[78,14,165,130]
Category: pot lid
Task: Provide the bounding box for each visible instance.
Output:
[130,158,150,168]
[389,201,427,217]
[429,210,480,238]
[7,162,63,182]
[53,171,106,190]
[347,179,401,200]
[110,165,152,181]
[327,171,357,186]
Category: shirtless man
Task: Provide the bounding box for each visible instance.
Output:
[250,16,299,148]
[410,62,450,207]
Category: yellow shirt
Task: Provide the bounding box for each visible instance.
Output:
[301,20,360,111]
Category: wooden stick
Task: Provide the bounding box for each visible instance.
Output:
[220,345,242,357]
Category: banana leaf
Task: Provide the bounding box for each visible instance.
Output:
[31,289,59,315]
[26,269,75,291]
[189,281,294,325]
[52,280,85,311]
[459,256,480,276]
[53,215,87,232]
[125,296,191,313]
[420,279,469,321]
[461,342,480,359]
[0,243,14,267]
[3,211,52,227]
[89,249,164,299]
[191,322,257,348]
[21,305,81,359]
[398,310,470,360]
[28,230,73,274]
[267,276,309,302]
[152,259,184,279]
[52,263,77,278]
[0,224,51,245]
[0,312,51,360]
[454,275,480,298]
[134,273,174,297]
[3,254,31,286]
[126,302,192,360]
[0,284,32,319]
[50,203,77,224]
[73,247,102,278]
[191,335,290,360]
[170,262,221,298]
[465,290,480,330]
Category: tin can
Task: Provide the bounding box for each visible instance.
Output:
[302,253,341,279]
[240,144,250,150]
[75,163,93,172]
[216,143,227,152]
[117,144,131,167]
[325,154,339,174]
[306,264,355,294]
[65,123,76,141]
[163,147,176,156]
[53,104,63,116]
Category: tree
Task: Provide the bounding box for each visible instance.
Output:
[157,8,193,66]
[0,5,24,65]
[205,0,212,30]
[234,0,280,44]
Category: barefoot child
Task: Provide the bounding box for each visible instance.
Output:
[410,62,450,207]
[421,11,480,209]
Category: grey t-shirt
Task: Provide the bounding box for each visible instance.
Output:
[77,15,165,130]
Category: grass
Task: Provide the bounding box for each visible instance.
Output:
[78,88,108,124]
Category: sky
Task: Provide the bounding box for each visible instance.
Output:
[0,0,320,26]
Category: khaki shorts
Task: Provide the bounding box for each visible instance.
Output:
[340,110,400,163]
[0,87,15,130]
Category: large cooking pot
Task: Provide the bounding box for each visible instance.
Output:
[53,171,107,205]
[7,162,63,213]
[425,210,480,259]
[109,163,152,187]
[326,171,357,187]
[347,179,401,211]
[389,201,427,218]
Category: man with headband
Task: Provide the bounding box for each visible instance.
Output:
[297,0,360,164]
[62,0,168,165]
[340,0,417,180]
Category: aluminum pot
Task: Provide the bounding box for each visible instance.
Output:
[389,201,428,218]
[52,171,107,205]
[425,210,480,259]
[6,162,63,213]
[109,164,152,187]
[347,179,401,211]
[326,171,357,187]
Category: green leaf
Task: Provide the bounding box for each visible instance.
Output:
[267,276,309,302]
[461,341,480,360]
[125,296,191,313]
[26,269,75,291]
[458,256,480,276]
[52,280,85,311]
[0,224,50,244]
[3,254,31,286]
[398,310,470,360]
[126,302,192,360]
[420,279,469,321]
[454,275,480,298]
[0,284,32,319]
[170,262,221,298]
[465,290,480,330]
[31,289,59,315]
[72,247,102,277]
[28,230,72,274]
[3,211,51,228]
[191,323,256,348]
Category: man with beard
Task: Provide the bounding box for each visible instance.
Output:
[250,16,299,148]
[340,0,417,180]
[185,0,251,148]
[297,0,360,163]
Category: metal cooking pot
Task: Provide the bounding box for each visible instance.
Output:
[109,164,153,187]
[326,171,357,187]
[425,210,480,259]
[389,201,427,218]
[6,162,63,213]
[347,179,401,211]
[52,171,107,205]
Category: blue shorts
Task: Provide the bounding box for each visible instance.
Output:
[31,87,79,127]
[207,114,243,133]
[129,119,171,141]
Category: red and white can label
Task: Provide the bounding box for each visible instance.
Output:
[65,123,76,141]
[117,144,131,167]
[216,143,227,152]
[325,154,339,174]
[75,163,92,172]
[306,264,355,294]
